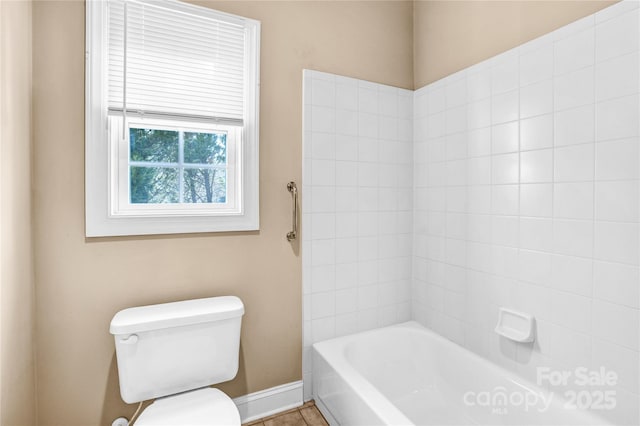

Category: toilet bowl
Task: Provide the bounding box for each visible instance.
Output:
[110,296,245,425]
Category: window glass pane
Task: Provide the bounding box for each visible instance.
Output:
[130,166,179,203]
[130,128,179,163]
[184,131,226,165]
[183,168,226,203]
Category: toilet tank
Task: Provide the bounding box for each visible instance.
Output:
[110,296,244,404]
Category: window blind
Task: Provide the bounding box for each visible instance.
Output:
[107,0,246,123]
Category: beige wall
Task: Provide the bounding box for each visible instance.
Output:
[31,1,412,424]
[414,0,618,87]
[0,0,37,424]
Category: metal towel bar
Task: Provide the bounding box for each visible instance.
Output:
[287,182,298,241]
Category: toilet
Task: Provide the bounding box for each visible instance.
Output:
[109,296,245,425]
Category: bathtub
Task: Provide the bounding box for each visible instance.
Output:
[312,321,611,426]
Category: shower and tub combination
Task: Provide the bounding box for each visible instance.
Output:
[302,1,640,425]
[313,322,610,425]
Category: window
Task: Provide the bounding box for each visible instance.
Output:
[86,0,260,236]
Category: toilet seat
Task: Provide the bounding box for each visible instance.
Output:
[135,387,241,426]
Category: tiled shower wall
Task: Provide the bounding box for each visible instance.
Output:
[412,2,639,424]
[302,70,413,399]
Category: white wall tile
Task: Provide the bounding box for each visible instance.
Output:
[520,218,553,252]
[593,261,639,308]
[550,254,593,297]
[446,160,467,186]
[335,312,358,337]
[492,153,520,184]
[520,79,553,118]
[492,121,519,154]
[592,299,639,350]
[595,0,640,24]
[312,292,336,319]
[335,134,358,161]
[554,105,595,146]
[467,186,492,214]
[427,86,446,114]
[468,127,492,157]
[335,238,358,264]
[467,68,492,102]
[379,87,399,117]
[311,159,335,186]
[311,213,336,240]
[595,138,639,180]
[312,78,335,107]
[358,112,379,139]
[336,81,358,111]
[358,87,378,114]
[492,90,519,124]
[549,323,592,368]
[311,265,335,293]
[467,98,491,130]
[596,94,639,142]
[335,161,358,187]
[595,52,639,102]
[553,219,594,258]
[554,67,594,111]
[311,317,335,342]
[492,216,519,247]
[519,249,552,286]
[311,132,336,160]
[594,221,639,265]
[357,188,378,211]
[521,114,553,151]
[554,144,595,182]
[446,106,467,135]
[592,338,639,395]
[595,180,638,222]
[336,109,358,136]
[492,184,519,215]
[595,8,639,62]
[521,149,553,183]
[553,182,594,220]
[466,214,494,243]
[357,162,378,187]
[335,263,357,289]
[554,27,595,76]
[521,183,553,217]
[336,187,358,212]
[311,186,336,212]
[311,106,336,133]
[492,53,519,94]
[379,116,398,140]
[549,290,592,333]
[467,156,492,185]
[520,44,553,86]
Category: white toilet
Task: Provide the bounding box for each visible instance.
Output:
[109,296,245,425]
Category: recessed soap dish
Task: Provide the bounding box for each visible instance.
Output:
[495,307,536,343]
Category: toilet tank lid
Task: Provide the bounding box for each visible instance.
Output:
[110,296,244,335]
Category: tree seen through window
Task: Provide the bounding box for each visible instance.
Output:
[129,127,227,204]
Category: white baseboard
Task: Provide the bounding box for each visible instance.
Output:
[233,380,303,423]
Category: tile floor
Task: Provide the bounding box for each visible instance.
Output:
[244,401,328,426]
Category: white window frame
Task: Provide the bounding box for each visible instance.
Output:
[85,0,260,237]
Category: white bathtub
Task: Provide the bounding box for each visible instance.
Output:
[312,321,612,426]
